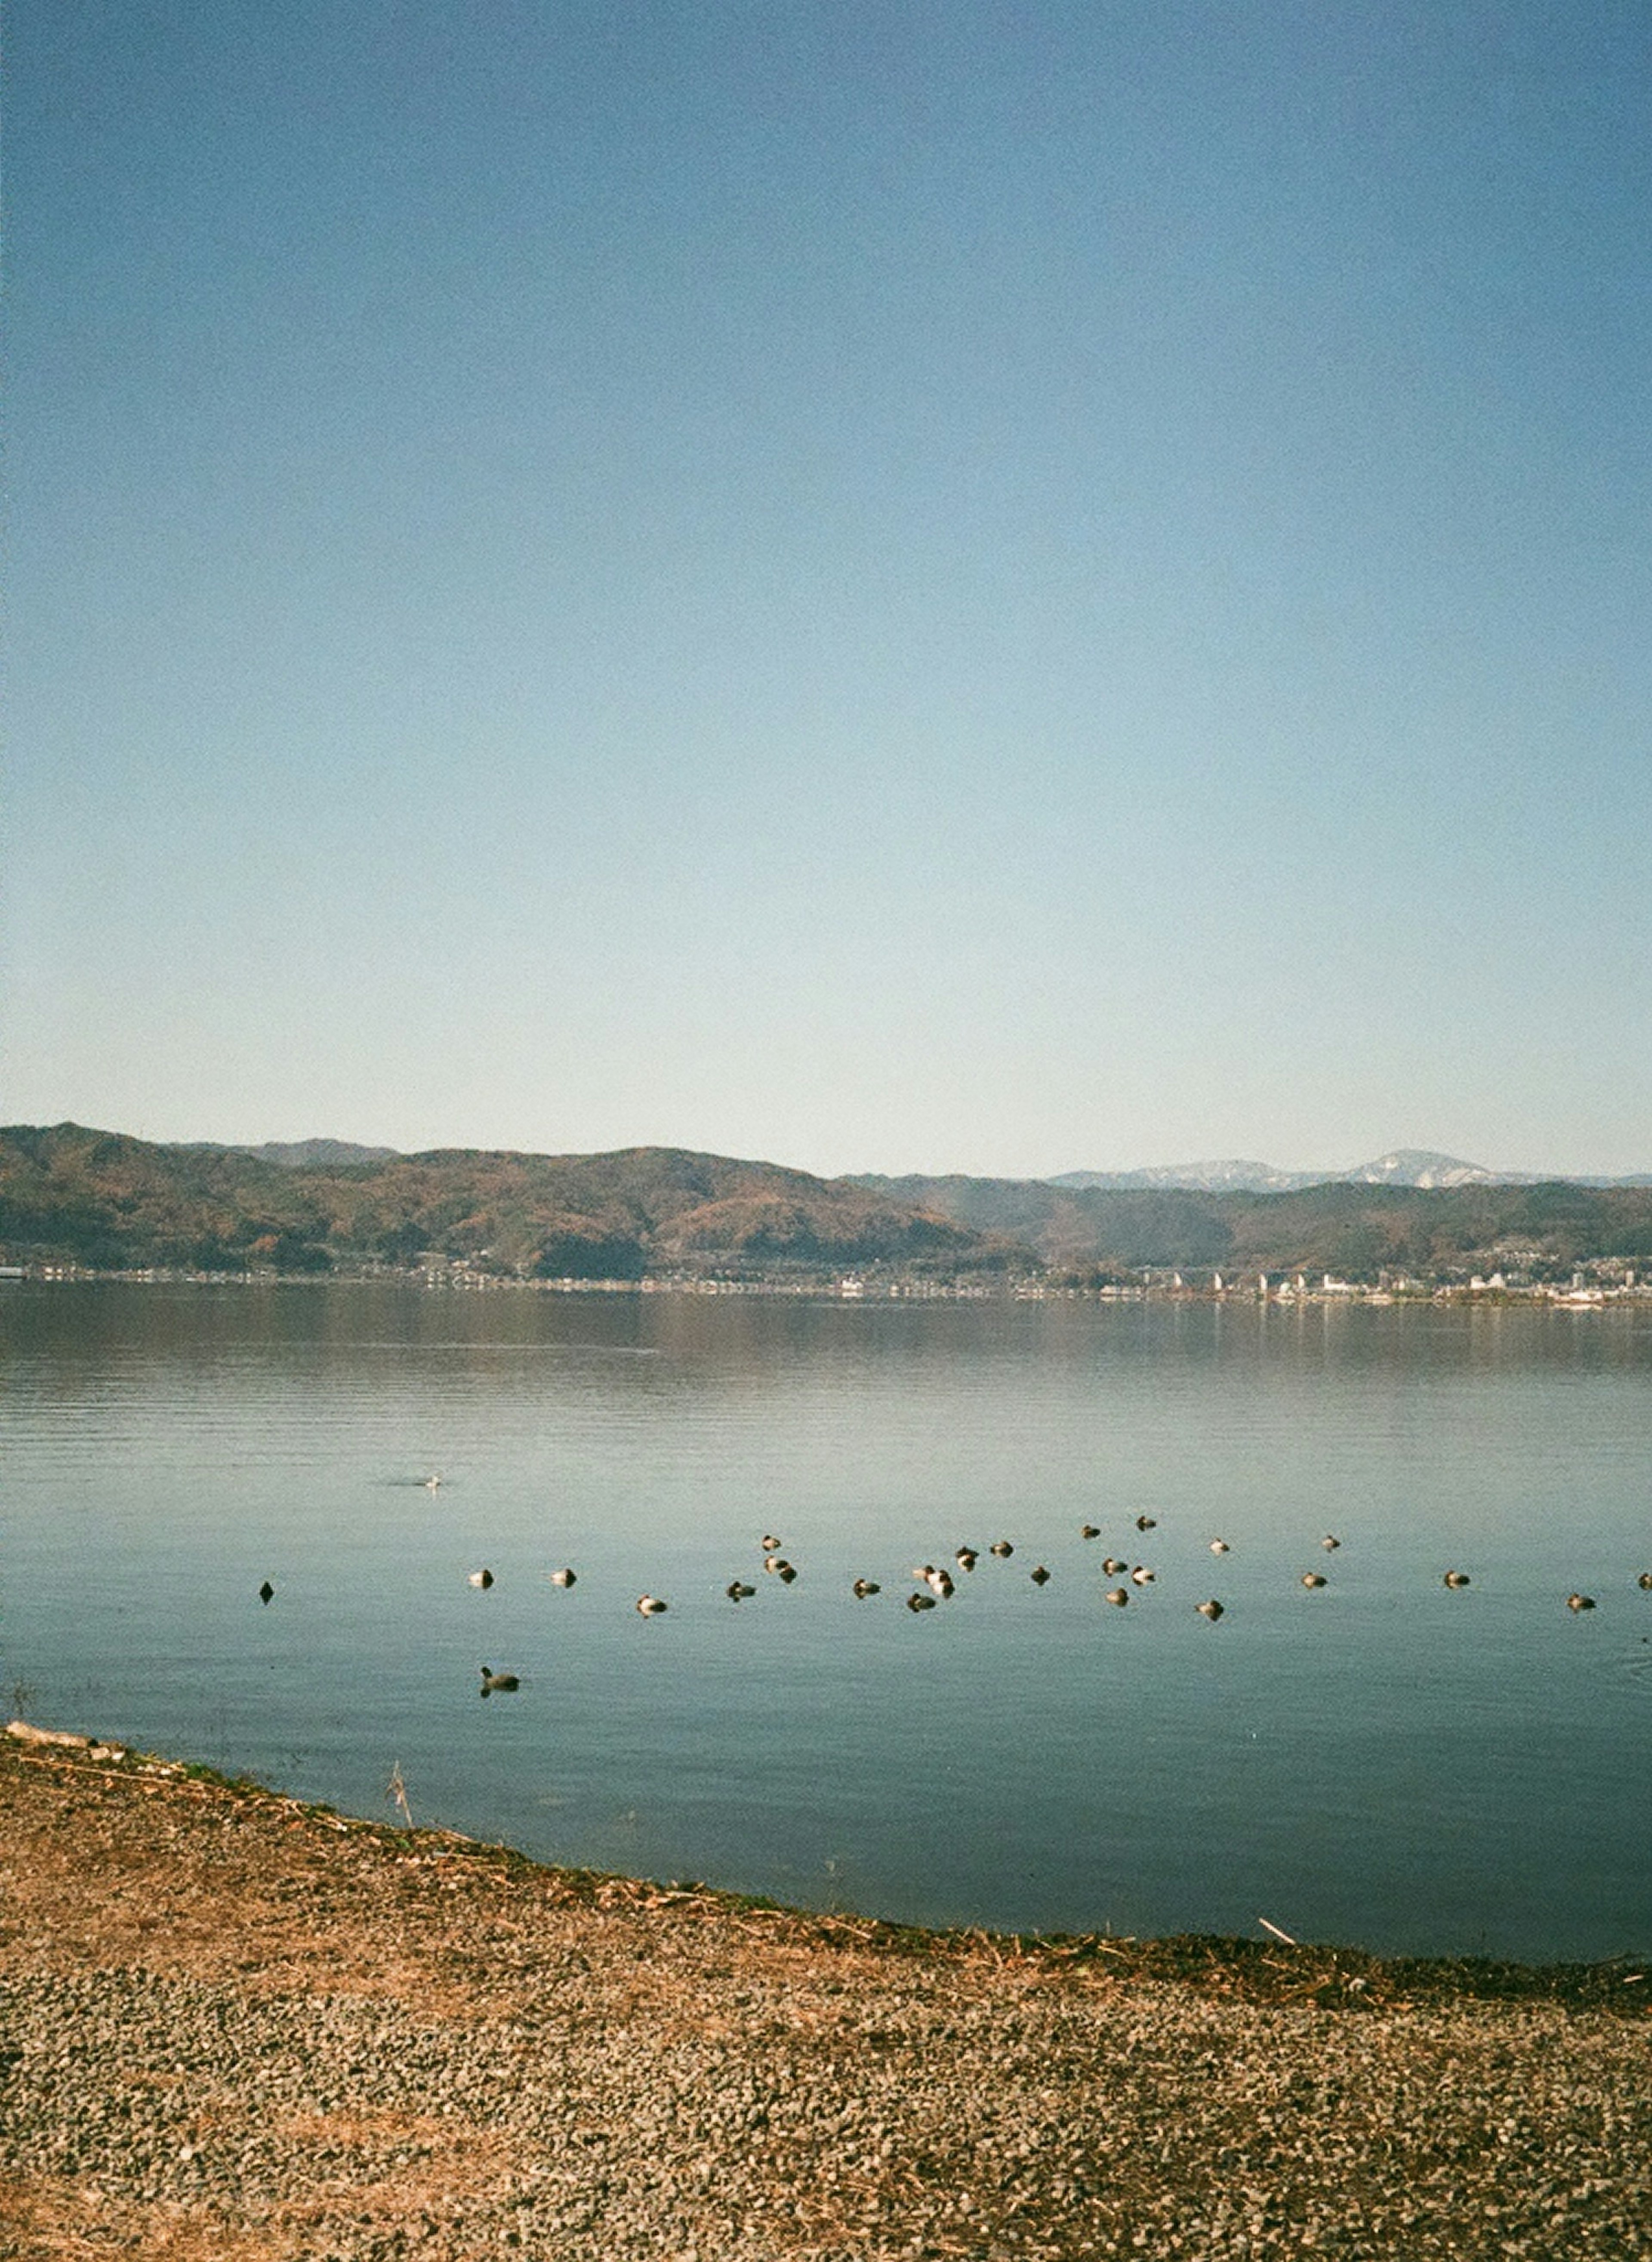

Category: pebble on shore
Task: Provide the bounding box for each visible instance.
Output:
[3,1731,1649,2262]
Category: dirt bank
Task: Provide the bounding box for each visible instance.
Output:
[2,1725,1648,2260]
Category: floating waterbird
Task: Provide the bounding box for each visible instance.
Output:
[852,1578,880,1599]
[1302,1572,1327,1589]
[424,1473,443,1491]
[1196,1599,1224,1621]
[1130,1565,1155,1586]
[1567,1592,1596,1612]
[1030,1565,1051,1585]
[989,1540,1014,1558]
[725,1580,755,1600]
[1135,1515,1156,1532]
[1079,1524,1100,1540]
[906,1591,937,1612]
[777,1564,798,1584]
[1322,1535,1341,1551]
[1443,1570,1471,1589]
[479,1665,519,1696]
[1104,1588,1129,1608]
[1638,1572,1652,1590]
[258,1580,274,1605]
[1209,1539,1230,1555]
[925,1566,955,1599]
[955,1548,979,1571]
[636,1594,668,1615]
[761,1534,782,1552]
[1102,1557,1128,1576]
[764,1553,792,1575]
[468,1568,494,1589]
[549,1567,576,1588]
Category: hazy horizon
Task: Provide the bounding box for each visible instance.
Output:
[9,3,1649,1178]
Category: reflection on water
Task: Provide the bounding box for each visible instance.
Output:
[3,1281,1650,1960]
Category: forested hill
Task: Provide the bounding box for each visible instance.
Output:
[0,1126,1017,1278]
[854,1173,1652,1279]
[9,1125,1650,1282]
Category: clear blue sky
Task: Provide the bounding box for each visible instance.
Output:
[7,1,1649,1176]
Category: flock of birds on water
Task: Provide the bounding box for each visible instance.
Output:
[253,1473,1652,1697]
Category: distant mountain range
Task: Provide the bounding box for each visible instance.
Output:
[2,1124,1012,1278]
[173,1139,1651,1193]
[212,1141,1652,1194]
[848,1164,1652,1277]
[1048,1149,1652,1192]
[7,1124,1652,1282]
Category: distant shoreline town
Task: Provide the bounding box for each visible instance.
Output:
[13,1267,1648,1312]
[5,1123,1652,1305]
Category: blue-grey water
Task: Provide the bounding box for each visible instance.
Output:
[3,1281,1649,1962]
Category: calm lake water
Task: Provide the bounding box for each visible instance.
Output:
[4,1281,1650,1961]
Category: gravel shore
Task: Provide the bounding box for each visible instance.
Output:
[2,1725,1649,2261]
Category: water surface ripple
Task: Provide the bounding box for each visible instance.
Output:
[4,1283,1649,1960]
